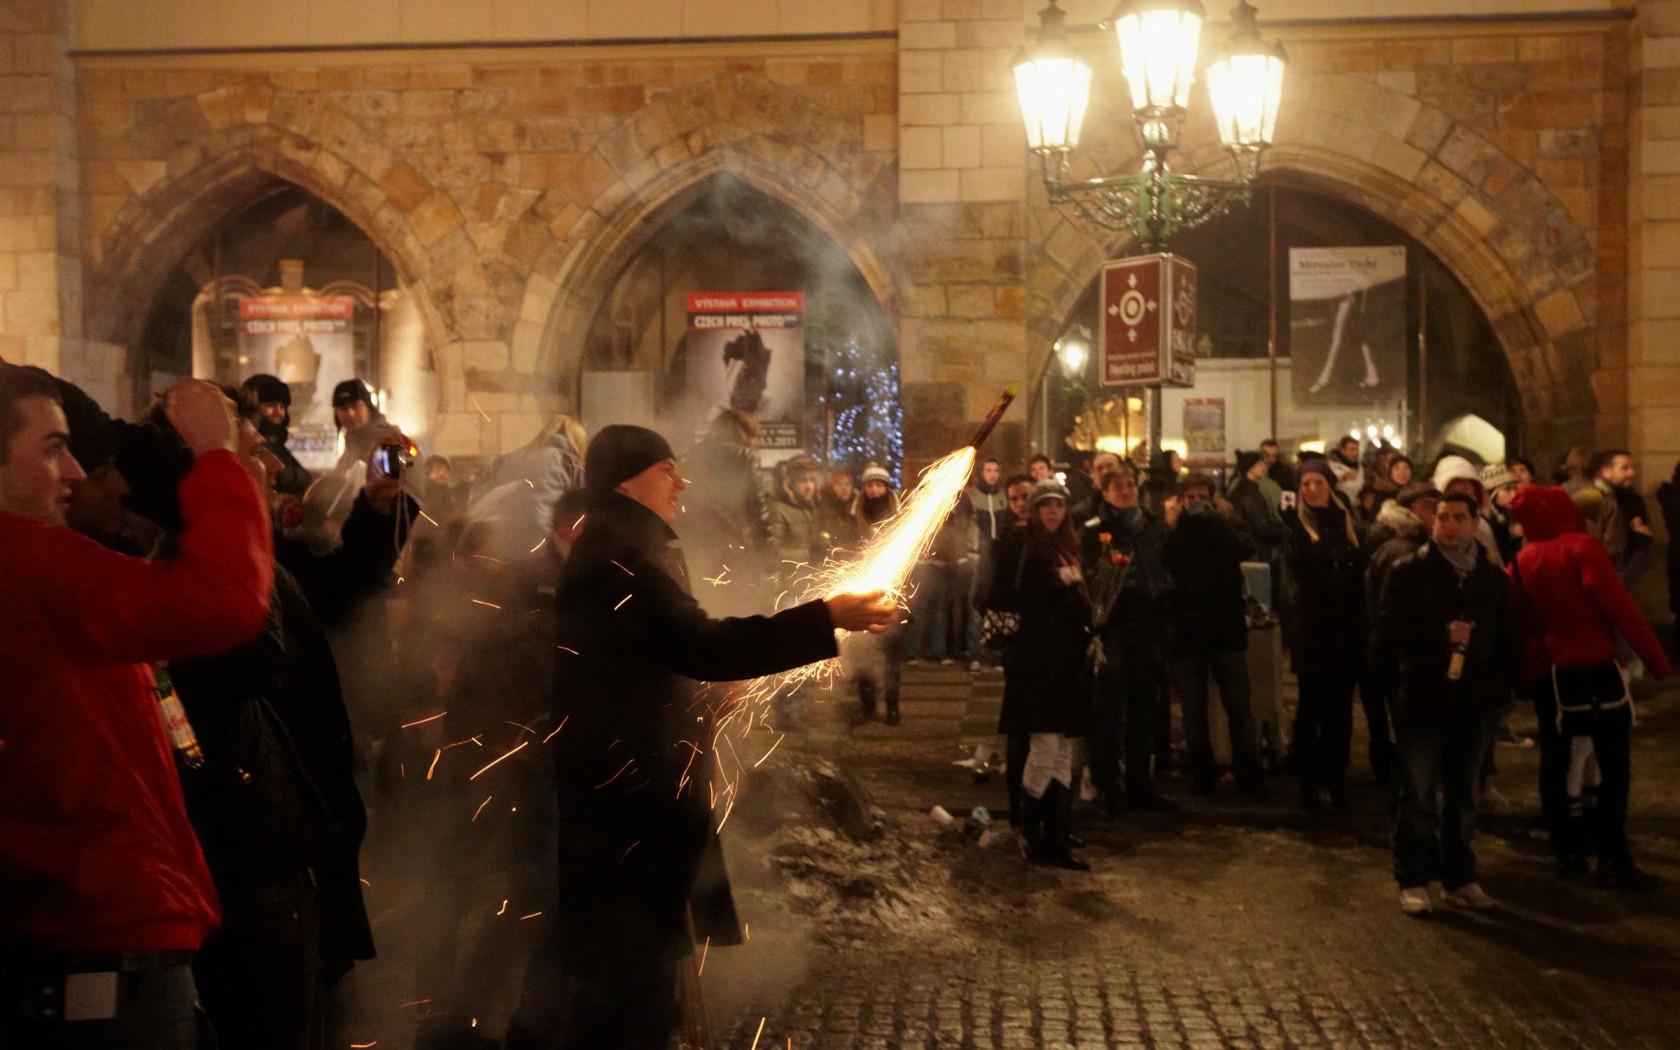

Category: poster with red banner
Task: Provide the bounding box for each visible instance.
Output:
[1099,253,1197,389]
[238,294,356,469]
[685,292,805,451]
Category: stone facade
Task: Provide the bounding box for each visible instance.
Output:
[0,0,1666,480]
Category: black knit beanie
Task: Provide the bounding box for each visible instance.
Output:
[585,424,675,497]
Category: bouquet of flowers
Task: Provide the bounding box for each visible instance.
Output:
[1087,531,1131,630]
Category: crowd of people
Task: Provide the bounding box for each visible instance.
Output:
[3,352,1678,1049]
[971,438,1675,920]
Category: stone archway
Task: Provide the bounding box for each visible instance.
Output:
[83,124,454,404]
[1027,73,1603,457]
[506,72,898,399]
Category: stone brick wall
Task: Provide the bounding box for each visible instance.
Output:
[0,0,113,407]
[0,3,1656,481]
[1631,0,1680,492]
[897,0,1033,469]
[73,42,897,456]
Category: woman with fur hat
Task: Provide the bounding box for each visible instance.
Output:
[1285,459,1367,812]
[989,479,1095,870]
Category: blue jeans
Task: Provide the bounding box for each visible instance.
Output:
[1392,705,1500,889]
[909,562,951,660]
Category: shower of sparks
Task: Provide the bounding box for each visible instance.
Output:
[697,446,980,815]
[425,749,441,780]
[697,936,711,975]
[471,599,502,610]
[469,740,529,780]
[496,900,508,916]
[749,1017,767,1050]
[610,559,635,576]
[471,796,493,821]
[530,537,548,553]
[418,510,440,527]
[401,711,447,728]
[519,911,543,920]
[542,717,568,744]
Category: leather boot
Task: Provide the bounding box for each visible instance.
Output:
[1033,781,1090,871]
[1018,789,1046,860]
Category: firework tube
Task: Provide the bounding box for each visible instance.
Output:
[968,384,1019,450]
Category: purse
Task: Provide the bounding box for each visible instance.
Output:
[979,544,1030,651]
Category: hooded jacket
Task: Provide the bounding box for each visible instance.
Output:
[1430,455,1504,567]
[1509,486,1673,680]
[1364,501,1428,622]
[766,480,822,574]
[466,430,585,560]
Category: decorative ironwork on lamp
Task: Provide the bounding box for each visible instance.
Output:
[1013,0,1287,250]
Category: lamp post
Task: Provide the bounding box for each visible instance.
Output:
[1014,0,1286,463]
[1013,0,1287,251]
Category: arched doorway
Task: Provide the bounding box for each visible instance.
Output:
[1039,185,1521,476]
[136,185,434,467]
[579,173,901,479]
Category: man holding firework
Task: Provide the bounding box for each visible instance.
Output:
[505,424,895,1050]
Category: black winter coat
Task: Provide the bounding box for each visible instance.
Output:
[552,492,838,949]
[1229,477,1287,560]
[1660,480,1680,615]
[1285,505,1367,678]
[171,587,330,895]
[273,493,412,979]
[1079,501,1170,638]
[989,530,1094,735]
[1369,541,1519,722]
[1164,507,1251,655]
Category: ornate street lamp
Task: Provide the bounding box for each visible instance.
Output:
[1013,0,1287,251]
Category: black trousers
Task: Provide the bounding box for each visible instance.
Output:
[1004,732,1031,828]
[1294,672,1358,791]
[1531,672,1634,864]
[194,872,324,1050]
[503,897,686,1050]
[1358,671,1396,783]
[1089,634,1164,795]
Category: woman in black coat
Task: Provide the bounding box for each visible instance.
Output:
[990,480,1095,870]
[1285,461,1367,812]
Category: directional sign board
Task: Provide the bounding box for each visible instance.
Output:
[1098,253,1197,388]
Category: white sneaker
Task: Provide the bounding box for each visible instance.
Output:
[1399,887,1432,917]
[1443,883,1498,910]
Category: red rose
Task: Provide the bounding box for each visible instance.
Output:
[1111,552,1128,566]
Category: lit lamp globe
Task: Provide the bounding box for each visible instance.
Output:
[1205,1,1287,179]
[1111,0,1207,152]
[1012,2,1094,154]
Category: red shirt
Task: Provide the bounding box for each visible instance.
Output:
[0,449,273,952]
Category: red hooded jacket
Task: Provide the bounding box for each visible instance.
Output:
[0,449,273,953]
[1509,486,1672,681]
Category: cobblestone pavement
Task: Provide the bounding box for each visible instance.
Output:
[699,665,1680,1050]
[338,664,1680,1049]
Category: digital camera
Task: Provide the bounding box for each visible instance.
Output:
[374,438,418,479]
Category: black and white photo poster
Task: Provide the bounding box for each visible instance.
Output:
[686,292,805,450]
[1289,246,1407,405]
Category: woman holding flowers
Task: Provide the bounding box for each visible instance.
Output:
[990,479,1096,870]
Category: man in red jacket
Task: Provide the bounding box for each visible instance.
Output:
[1510,486,1673,890]
[0,364,274,1048]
